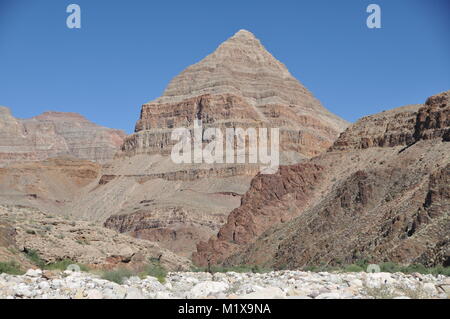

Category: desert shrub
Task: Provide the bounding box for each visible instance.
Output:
[302,265,321,272]
[301,261,450,276]
[190,265,205,272]
[24,249,45,268]
[355,259,370,269]
[363,285,397,299]
[343,264,365,273]
[101,268,134,284]
[210,264,272,274]
[189,264,272,274]
[45,259,89,272]
[250,264,272,273]
[401,263,428,274]
[101,259,169,284]
[428,265,450,276]
[0,261,24,275]
[142,258,167,283]
[380,262,403,273]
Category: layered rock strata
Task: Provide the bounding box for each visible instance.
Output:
[193,91,450,268]
[0,107,125,166]
[0,205,190,271]
[76,30,347,258]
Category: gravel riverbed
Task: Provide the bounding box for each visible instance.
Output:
[1,269,449,299]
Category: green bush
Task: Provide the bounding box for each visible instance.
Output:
[302,265,321,272]
[24,249,45,268]
[24,249,89,272]
[343,264,365,273]
[302,261,450,275]
[355,259,370,269]
[428,265,450,276]
[213,265,254,273]
[0,261,24,275]
[190,264,272,274]
[101,268,134,284]
[401,263,428,274]
[45,259,89,272]
[190,265,205,272]
[250,264,272,274]
[142,259,167,283]
[380,262,402,273]
[101,259,169,284]
[212,264,272,274]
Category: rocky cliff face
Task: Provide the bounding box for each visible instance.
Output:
[0,107,125,166]
[415,91,450,142]
[77,30,347,258]
[124,30,347,160]
[0,205,190,271]
[193,91,450,268]
[0,158,101,215]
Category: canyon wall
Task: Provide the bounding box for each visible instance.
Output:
[0,107,125,166]
[193,91,450,268]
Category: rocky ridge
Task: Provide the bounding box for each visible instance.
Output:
[0,205,190,271]
[194,91,450,268]
[0,107,125,166]
[0,158,101,215]
[64,30,347,258]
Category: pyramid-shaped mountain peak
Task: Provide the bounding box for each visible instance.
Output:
[146,30,348,134]
[210,29,282,69]
[233,29,256,38]
[225,29,261,44]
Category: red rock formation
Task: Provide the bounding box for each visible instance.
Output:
[91,30,348,257]
[414,91,450,141]
[193,90,450,268]
[123,30,347,161]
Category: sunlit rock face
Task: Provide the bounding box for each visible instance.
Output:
[71,30,348,259]
[126,29,348,161]
[193,91,450,269]
[0,107,125,166]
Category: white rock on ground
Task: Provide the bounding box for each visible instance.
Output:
[0,270,449,299]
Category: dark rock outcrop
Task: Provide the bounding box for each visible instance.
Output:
[194,91,450,268]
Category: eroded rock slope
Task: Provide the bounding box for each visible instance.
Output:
[0,108,125,166]
[70,30,347,257]
[194,91,450,268]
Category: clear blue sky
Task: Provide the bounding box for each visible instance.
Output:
[1,0,449,133]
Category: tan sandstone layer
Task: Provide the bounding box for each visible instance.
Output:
[0,205,190,271]
[0,107,125,166]
[84,30,348,258]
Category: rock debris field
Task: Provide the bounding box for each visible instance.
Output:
[1,269,449,299]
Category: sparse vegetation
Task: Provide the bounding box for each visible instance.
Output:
[24,249,45,268]
[44,259,89,272]
[101,258,168,284]
[24,249,88,272]
[343,264,365,273]
[301,261,450,276]
[363,283,432,299]
[0,261,24,275]
[191,264,272,274]
[76,239,90,245]
[363,285,397,299]
[101,268,134,284]
[141,258,167,283]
